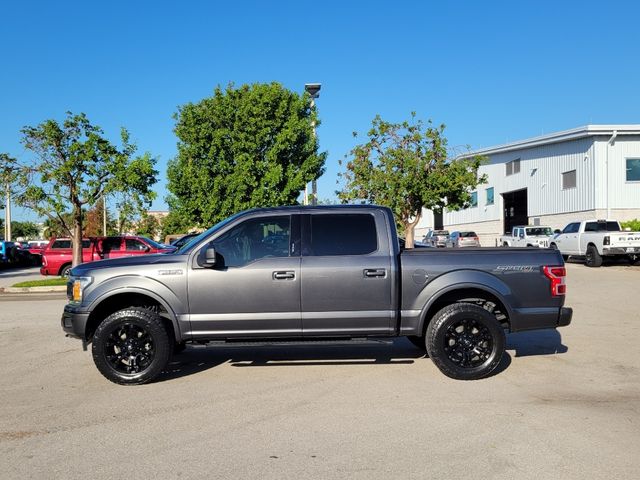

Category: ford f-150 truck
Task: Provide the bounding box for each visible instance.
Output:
[550,219,640,267]
[62,206,572,385]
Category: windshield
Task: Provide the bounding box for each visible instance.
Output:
[139,236,169,249]
[175,212,246,254]
[526,227,553,236]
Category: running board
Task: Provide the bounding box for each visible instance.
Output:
[190,337,395,347]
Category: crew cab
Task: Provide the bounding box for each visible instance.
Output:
[550,220,640,267]
[61,206,572,385]
[42,236,175,276]
[500,226,554,248]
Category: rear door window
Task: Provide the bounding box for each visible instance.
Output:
[305,213,377,256]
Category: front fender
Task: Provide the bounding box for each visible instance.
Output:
[84,276,187,342]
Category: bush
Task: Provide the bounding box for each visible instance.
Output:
[621,219,640,231]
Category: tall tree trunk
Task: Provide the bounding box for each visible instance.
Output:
[72,207,83,268]
[404,211,422,249]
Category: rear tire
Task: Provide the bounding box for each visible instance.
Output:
[92,307,171,385]
[585,245,603,267]
[60,264,72,277]
[426,303,505,380]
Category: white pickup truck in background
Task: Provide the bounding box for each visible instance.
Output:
[550,220,640,267]
[500,226,554,248]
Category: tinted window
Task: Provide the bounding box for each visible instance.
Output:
[212,216,290,267]
[125,239,147,251]
[562,170,577,189]
[308,214,377,256]
[562,223,579,234]
[460,232,477,237]
[101,237,122,253]
[584,221,620,232]
[486,187,494,205]
[627,159,640,181]
[470,192,478,207]
[51,240,71,249]
[526,227,553,236]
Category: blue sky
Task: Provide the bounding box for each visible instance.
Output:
[1,0,639,221]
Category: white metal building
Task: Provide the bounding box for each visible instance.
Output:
[415,125,640,245]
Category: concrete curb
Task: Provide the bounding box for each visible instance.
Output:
[1,286,67,293]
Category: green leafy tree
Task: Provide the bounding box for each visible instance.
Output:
[13,112,158,266]
[136,213,161,240]
[338,113,486,248]
[11,221,40,239]
[43,213,77,239]
[160,210,193,239]
[85,201,117,237]
[167,82,327,227]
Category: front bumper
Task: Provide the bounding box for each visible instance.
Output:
[61,304,90,339]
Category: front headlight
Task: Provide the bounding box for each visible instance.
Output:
[69,276,93,304]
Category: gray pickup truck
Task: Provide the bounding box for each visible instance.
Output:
[62,205,572,385]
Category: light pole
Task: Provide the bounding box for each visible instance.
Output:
[304,83,321,206]
[4,185,11,241]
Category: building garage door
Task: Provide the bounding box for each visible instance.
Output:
[502,189,528,234]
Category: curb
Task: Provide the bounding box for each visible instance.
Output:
[1,286,67,293]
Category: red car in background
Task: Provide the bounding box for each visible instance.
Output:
[40,236,175,276]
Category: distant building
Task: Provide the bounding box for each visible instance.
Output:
[415,125,640,245]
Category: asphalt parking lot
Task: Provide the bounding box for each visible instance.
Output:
[1,262,639,479]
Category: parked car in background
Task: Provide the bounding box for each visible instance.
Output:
[423,230,449,248]
[446,231,481,248]
[170,233,200,249]
[550,219,640,267]
[500,226,554,248]
[41,236,176,276]
[0,241,17,265]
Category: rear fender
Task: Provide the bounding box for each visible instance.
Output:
[414,270,514,335]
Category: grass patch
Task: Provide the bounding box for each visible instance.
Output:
[12,278,68,288]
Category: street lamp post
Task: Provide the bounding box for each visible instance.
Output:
[304,83,321,206]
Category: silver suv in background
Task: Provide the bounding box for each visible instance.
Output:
[423,230,449,247]
[446,231,481,248]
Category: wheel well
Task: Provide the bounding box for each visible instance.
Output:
[422,288,510,334]
[85,292,176,343]
[59,263,71,275]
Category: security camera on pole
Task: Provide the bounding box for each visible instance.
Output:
[304,83,321,206]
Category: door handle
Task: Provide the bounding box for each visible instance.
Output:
[364,268,386,278]
[273,271,295,280]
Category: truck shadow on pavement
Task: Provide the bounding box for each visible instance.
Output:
[160,333,565,382]
[506,329,568,357]
[161,338,427,382]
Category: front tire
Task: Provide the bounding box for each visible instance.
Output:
[406,335,426,350]
[426,303,505,380]
[585,245,603,267]
[92,307,171,385]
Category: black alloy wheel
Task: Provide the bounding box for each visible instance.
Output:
[104,322,155,374]
[426,303,505,380]
[442,318,493,368]
[92,307,171,385]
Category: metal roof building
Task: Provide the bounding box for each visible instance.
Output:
[415,125,640,245]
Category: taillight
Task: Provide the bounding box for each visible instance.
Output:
[603,236,610,245]
[42,256,47,266]
[543,266,566,296]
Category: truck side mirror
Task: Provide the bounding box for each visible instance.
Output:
[519,233,525,239]
[204,246,217,266]
[554,229,561,234]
